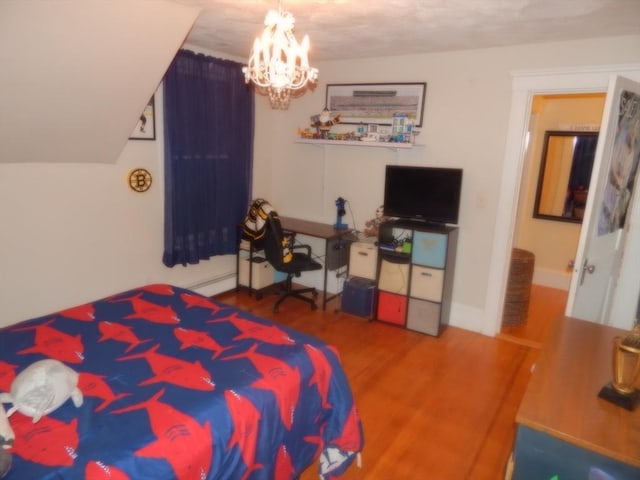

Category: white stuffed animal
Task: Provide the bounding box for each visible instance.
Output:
[0,444,10,479]
[0,405,11,478]
[0,359,82,479]
[0,405,12,449]
[0,359,83,423]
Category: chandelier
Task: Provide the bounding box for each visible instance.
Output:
[242,0,319,109]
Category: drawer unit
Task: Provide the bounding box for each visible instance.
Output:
[327,235,356,270]
[378,258,410,295]
[238,257,278,290]
[410,265,444,302]
[348,241,378,280]
[412,231,448,268]
[407,298,441,336]
[377,291,407,326]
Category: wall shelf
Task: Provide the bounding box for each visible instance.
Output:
[295,138,417,150]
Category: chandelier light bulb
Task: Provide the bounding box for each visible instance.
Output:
[243,1,319,109]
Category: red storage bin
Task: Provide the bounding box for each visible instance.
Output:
[377,291,407,326]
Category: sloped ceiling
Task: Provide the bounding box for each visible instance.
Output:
[0,0,200,164]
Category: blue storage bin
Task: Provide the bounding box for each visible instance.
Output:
[342,276,376,318]
[411,231,447,268]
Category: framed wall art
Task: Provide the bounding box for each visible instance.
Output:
[129,96,156,140]
[325,83,427,126]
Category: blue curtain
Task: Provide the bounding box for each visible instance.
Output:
[568,135,598,190]
[163,50,254,267]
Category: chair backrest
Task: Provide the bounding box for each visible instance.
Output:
[241,198,274,250]
[264,211,288,271]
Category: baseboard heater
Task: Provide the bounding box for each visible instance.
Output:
[188,271,236,297]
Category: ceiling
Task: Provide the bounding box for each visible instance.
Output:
[174,0,640,61]
[1,0,637,166]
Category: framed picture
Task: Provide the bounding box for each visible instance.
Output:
[325,83,427,126]
[129,96,156,140]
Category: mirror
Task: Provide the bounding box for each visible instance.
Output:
[533,130,599,223]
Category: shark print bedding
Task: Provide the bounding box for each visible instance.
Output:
[0,284,363,479]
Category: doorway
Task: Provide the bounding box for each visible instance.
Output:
[499,93,606,343]
[483,64,640,338]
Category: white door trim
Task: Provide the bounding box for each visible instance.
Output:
[484,63,640,337]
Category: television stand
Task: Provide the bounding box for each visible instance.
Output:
[375,219,458,336]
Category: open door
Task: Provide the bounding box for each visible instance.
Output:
[566,75,640,324]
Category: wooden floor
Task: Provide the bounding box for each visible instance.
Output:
[498,284,568,348]
[214,284,567,479]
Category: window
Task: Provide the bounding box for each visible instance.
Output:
[162,50,254,267]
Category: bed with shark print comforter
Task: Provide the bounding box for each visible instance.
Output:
[0,284,363,479]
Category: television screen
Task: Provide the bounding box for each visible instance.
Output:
[383,165,463,225]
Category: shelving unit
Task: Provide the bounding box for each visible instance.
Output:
[375,219,458,336]
[295,138,416,150]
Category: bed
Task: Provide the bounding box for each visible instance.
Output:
[0,284,363,479]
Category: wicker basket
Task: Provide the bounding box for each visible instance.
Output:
[502,248,535,326]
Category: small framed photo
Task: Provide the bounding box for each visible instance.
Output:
[129,96,155,140]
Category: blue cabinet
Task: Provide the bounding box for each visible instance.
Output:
[513,317,640,479]
[513,426,640,480]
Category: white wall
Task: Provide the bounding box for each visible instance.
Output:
[0,82,236,327]
[252,34,640,333]
[2,34,639,332]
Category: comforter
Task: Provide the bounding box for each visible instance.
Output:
[0,284,363,479]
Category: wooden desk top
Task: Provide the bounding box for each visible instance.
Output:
[516,316,640,467]
[279,216,350,240]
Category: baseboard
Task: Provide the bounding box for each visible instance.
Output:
[449,302,485,334]
[532,268,570,291]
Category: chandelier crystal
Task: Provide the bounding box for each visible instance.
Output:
[242,1,319,109]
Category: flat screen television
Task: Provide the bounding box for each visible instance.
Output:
[383,165,463,225]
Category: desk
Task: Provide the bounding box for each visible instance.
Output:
[513,316,640,479]
[279,216,355,310]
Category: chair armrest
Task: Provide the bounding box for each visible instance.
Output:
[291,243,313,257]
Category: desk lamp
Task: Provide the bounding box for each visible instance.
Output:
[334,197,348,230]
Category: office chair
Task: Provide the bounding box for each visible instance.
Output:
[264,211,322,312]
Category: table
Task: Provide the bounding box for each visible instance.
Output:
[513,316,640,479]
[280,216,356,310]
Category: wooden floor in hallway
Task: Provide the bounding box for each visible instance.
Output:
[498,284,569,349]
